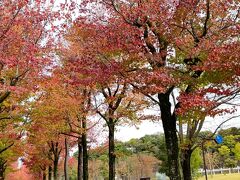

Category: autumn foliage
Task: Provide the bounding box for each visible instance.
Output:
[0,0,239,180]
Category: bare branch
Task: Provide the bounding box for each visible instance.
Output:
[61,132,79,139]
[101,88,108,98]
[113,83,127,110]
[87,118,101,131]
[208,114,240,139]
[130,83,159,105]
[0,142,14,154]
[200,0,210,38]
[96,110,108,121]
[113,84,120,97]
[107,86,112,97]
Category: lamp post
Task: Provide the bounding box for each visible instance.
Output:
[201,140,208,180]
[200,134,223,180]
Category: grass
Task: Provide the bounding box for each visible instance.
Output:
[197,173,240,180]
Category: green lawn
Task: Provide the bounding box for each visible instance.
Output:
[197,173,240,180]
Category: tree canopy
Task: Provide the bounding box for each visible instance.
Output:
[0,0,239,180]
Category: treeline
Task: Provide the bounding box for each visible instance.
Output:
[65,133,179,179]
[0,0,240,180]
[202,127,240,169]
[67,127,240,179]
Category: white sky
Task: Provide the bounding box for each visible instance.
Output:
[116,120,163,141]
[115,110,240,142]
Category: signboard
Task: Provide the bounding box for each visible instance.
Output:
[214,134,223,144]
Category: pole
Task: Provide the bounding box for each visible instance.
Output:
[202,141,208,180]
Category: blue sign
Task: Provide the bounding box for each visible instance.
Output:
[215,135,223,144]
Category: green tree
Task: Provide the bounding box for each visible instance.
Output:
[219,128,240,136]
[125,134,168,174]
[218,145,230,168]
[190,148,202,179]
[223,135,236,149]
[233,143,240,161]
[225,158,237,168]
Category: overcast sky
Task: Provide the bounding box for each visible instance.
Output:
[115,109,240,142]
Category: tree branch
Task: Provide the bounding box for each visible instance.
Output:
[200,0,210,38]
[113,83,126,110]
[96,110,108,121]
[130,83,159,105]
[0,142,14,154]
[208,114,240,139]
[60,132,79,139]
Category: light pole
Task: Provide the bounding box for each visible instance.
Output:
[201,140,208,180]
[200,134,223,180]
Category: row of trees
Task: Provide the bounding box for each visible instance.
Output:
[203,127,240,170]
[0,0,239,180]
[71,127,240,179]
[74,136,162,180]
[0,0,60,178]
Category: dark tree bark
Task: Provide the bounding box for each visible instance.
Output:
[43,171,47,180]
[108,119,116,180]
[98,84,126,180]
[0,158,7,180]
[0,143,14,154]
[49,141,61,180]
[64,138,69,180]
[158,93,181,180]
[53,158,58,180]
[82,118,88,180]
[77,138,82,180]
[181,149,193,180]
[48,166,52,180]
[40,166,47,180]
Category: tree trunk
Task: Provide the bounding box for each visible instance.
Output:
[0,169,4,180]
[108,120,116,180]
[82,118,88,180]
[78,138,82,180]
[181,149,193,180]
[48,166,52,180]
[0,159,6,180]
[158,93,181,180]
[0,168,4,180]
[53,159,58,180]
[52,142,61,180]
[64,138,69,180]
[43,171,47,180]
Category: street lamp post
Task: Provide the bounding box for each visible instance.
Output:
[201,140,208,180]
[200,134,223,180]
